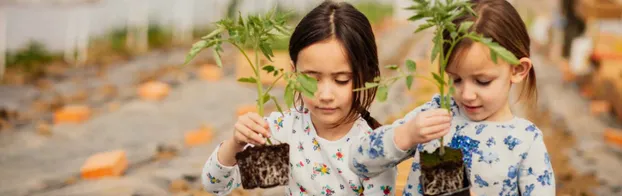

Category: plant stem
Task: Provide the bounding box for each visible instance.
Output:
[437,26,447,156]
[253,44,272,145]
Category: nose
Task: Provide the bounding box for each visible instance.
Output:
[460,83,477,101]
[316,81,334,103]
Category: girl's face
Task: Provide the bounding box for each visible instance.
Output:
[296,38,354,128]
[447,43,531,122]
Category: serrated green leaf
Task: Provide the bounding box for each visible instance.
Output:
[377,85,388,102]
[432,72,446,86]
[237,77,257,83]
[273,70,279,77]
[259,43,274,62]
[213,49,223,68]
[489,44,519,65]
[297,74,318,96]
[185,40,209,65]
[385,64,399,70]
[201,28,223,40]
[450,32,458,39]
[415,23,434,33]
[431,41,440,64]
[262,65,275,73]
[408,14,425,21]
[406,75,414,90]
[406,59,417,72]
[261,94,270,105]
[445,23,456,32]
[459,21,474,33]
[284,82,294,108]
[490,49,498,64]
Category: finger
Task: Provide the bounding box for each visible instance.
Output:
[426,126,451,139]
[422,108,452,118]
[235,123,265,145]
[420,122,451,135]
[240,115,270,138]
[233,131,251,146]
[420,115,451,127]
[247,113,271,137]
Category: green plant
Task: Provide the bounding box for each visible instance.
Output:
[6,41,62,74]
[185,9,317,145]
[356,0,519,155]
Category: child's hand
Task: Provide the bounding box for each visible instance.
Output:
[395,108,452,150]
[233,112,272,146]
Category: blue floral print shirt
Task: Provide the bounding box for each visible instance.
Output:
[349,94,555,196]
[202,108,397,196]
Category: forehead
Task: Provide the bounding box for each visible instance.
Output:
[446,43,507,75]
[296,38,351,73]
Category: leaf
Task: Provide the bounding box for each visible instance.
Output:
[213,49,223,68]
[297,74,317,97]
[415,23,434,33]
[185,40,209,65]
[431,41,440,64]
[261,94,270,105]
[406,59,417,72]
[432,73,446,86]
[284,82,295,108]
[237,77,257,83]
[376,85,389,102]
[262,65,275,73]
[459,21,474,33]
[200,28,223,40]
[260,42,274,62]
[490,49,498,64]
[465,4,476,16]
[450,32,458,39]
[385,64,399,70]
[493,45,519,65]
[406,75,414,90]
[408,14,425,21]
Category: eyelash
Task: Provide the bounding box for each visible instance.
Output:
[335,79,350,85]
[452,78,491,86]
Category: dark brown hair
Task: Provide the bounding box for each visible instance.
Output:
[443,0,537,104]
[289,0,381,129]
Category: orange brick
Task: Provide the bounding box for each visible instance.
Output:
[198,64,222,81]
[604,128,622,148]
[54,105,91,124]
[236,105,258,117]
[138,81,170,101]
[80,150,128,180]
[185,125,214,146]
[590,100,611,115]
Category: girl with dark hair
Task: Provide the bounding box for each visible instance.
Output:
[202,1,395,195]
[350,0,555,195]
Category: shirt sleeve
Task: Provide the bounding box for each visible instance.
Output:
[201,143,241,196]
[518,125,556,196]
[201,109,296,195]
[349,94,450,178]
[362,167,398,196]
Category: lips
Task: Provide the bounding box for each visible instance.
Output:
[316,107,338,113]
[462,104,482,113]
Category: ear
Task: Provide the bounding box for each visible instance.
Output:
[510,57,532,83]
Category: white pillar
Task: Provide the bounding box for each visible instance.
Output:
[126,0,148,53]
[76,7,89,66]
[173,0,194,45]
[0,7,5,81]
[64,8,78,65]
